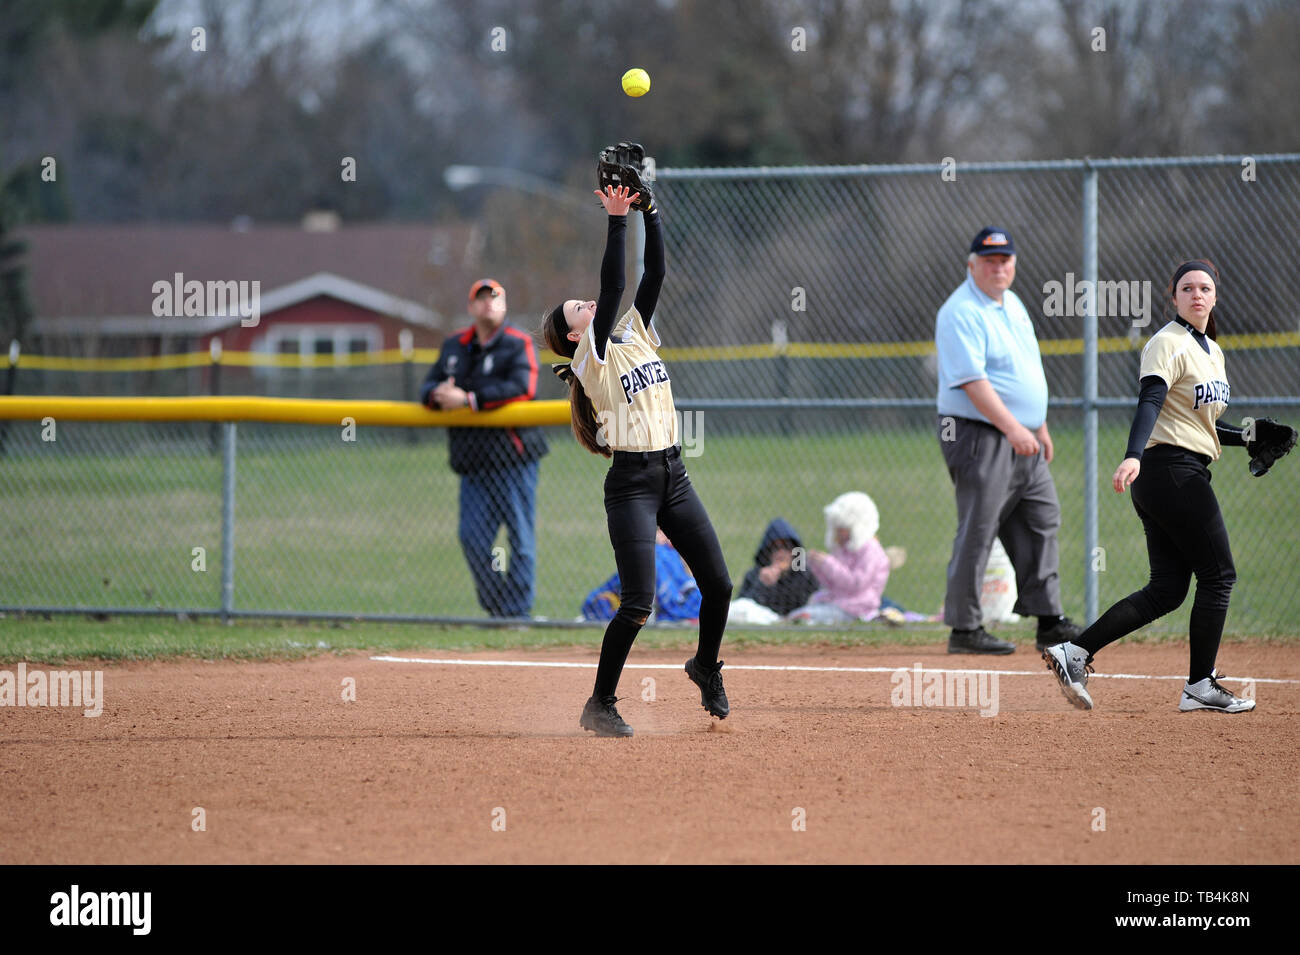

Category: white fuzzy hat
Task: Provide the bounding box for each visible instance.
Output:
[823,491,880,551]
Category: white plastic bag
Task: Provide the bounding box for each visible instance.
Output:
[980,538,1020,623]
[728,597,780,625]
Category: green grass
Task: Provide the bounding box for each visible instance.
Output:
[3,420,1298,640]
[2,613,1285,666]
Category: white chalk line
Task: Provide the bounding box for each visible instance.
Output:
[369,655,1300,685]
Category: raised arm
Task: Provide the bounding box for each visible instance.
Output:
[633,209,665,323]
[590,185,639,360]
[590,216,626,360]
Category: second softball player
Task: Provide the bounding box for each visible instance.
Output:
[1044,259,1290,712]
[544,183,732,737]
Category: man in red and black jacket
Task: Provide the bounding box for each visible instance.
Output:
[421,279,549,617]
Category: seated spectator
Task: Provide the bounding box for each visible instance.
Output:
[788,491,891,624]
[729,518,819,625]
[581,529,701,623]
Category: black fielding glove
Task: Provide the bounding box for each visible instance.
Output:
[597,142,655,213]
[1245,417,1298,477]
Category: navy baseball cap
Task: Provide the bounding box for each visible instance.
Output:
[970,227,1015,256]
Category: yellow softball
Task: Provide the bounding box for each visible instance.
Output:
[621,68,650,97]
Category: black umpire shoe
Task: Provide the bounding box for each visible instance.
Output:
[579,695,634,737]
[1035,616,1083,652]
[947,627,1016,655]
[684,657,730,719]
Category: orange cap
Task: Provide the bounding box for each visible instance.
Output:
[468,278,504,302]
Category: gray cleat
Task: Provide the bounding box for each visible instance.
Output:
[1042,641,1095,710]
[1179,676,1256,713]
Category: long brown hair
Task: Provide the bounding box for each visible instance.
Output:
[542,307,610,457]
[1167,259,1220,341]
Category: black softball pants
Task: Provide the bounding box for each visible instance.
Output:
[1075,444,1236,682]
[592,446,733,699]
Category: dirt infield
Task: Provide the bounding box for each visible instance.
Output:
[2,641,1298,864]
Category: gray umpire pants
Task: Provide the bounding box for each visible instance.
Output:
[937,415,1064,630]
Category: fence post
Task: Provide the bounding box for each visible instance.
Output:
[4,339,16,395]
[1082,160,1100,625]
[0,340,17,456]
[400,328,417,444]
[772,319,792,436]
[209,337,222,456]
[220,420,237,623]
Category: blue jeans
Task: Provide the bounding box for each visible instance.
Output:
[458,460,538,617]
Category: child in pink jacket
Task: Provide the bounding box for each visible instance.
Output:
[788,491,891,623]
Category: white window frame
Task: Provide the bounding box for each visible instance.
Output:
[256,323,384,374]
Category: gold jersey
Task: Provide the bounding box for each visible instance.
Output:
[571,305,679,452]
[1140,320,1229,460]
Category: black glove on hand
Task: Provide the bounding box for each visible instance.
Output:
[597,142,655,213]
[1246,417,1298,477]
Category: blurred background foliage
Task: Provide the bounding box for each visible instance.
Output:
[2,0,1298,226]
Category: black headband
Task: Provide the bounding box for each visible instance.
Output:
[547,303,568,351]
[548,303,575,384]
[1171,260,1217,289]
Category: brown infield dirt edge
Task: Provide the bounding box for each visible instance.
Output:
[1,641,1297,864]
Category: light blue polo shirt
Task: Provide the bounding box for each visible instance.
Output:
[935,274,1048,429]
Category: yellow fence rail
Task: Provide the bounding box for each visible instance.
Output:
[13,331,1300,374]
[0,395,571,428]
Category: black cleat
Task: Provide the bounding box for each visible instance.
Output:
[684,657,729,719]
[579,695,634,737]
[1035,616,1083,652]
[947,627,1016,655]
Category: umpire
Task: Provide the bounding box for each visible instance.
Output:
[421,279,548,618]
[934,227,1081,654]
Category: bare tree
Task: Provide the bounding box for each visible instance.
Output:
[1219,0,1300,152]
[1009,0,1245,158]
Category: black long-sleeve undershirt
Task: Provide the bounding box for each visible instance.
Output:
[1217,420,1247,447]
[1124,376,1168,460]
[634,210,665,322]
[591,215,627,361]
[1124,374,1247,459]
[592,210,666,361]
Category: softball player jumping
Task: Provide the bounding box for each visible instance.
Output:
[1044,260,1295,712]
[544,183,732,737]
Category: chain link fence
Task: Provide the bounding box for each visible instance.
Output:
[4,155,1299,633]
[9,355,430,402]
